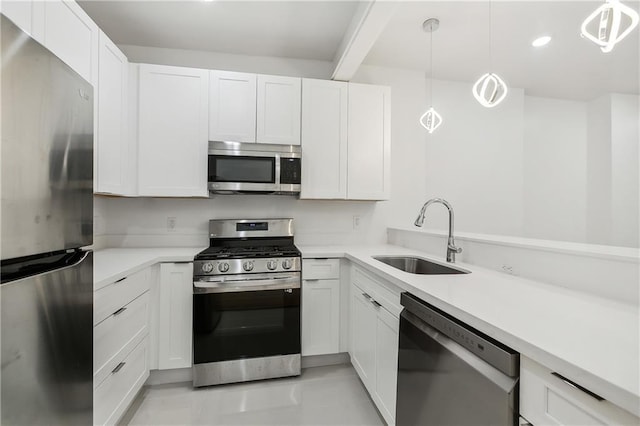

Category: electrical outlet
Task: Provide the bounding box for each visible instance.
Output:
[167,216,177,232]
[353,215,361,230]
[501,264,516,275]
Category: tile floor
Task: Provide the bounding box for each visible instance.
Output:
[123,364,384,425]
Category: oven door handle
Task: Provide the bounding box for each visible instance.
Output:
[193,275,300,294]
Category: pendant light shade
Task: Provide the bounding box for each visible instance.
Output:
[472,72,508,108]
[473,1,508,108]
[420,107,443,133]
[420,18,442,134]
[581,0,639,53]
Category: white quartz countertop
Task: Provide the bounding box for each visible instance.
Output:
[299,244,640,417]
[94,244,639,416]
[94,247,204,290]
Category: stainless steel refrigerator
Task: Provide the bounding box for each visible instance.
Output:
[0,15,94,424]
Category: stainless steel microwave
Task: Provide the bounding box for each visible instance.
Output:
[208,141,301,195]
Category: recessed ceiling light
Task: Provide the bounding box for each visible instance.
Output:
[532,36,552,47]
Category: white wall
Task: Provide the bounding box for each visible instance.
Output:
[611,94,639,247]
[587,95,613,245]
[586,94,639,248]
[419,79,525,237]
[119,44,334,79]
[523,96,587,242]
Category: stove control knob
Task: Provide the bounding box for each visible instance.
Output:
[266,260,278,270]
[218,262,229,273]
[282,259,292,270]
[243,261,254,272]
[202,262,214,273]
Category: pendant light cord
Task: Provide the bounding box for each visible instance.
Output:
[489,0,493,69]
[429,27,433,105]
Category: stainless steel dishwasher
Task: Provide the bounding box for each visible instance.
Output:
[396,293,520,426]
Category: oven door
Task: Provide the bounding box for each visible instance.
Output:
[193,273,301,366]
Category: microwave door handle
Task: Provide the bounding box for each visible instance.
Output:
[274,153,281,186]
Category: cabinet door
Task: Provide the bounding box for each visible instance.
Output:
[256,75,301,145]
[209,70,256,142]
[300,79,348,199]
[520,356,640,426]
[158,263,193,370]
[347,83,391,200]
[375,306,399,424]
[302,278,340,356]
[138,64,209,197]
[350,284,376,389]
[1,1,34,34]
[96,30,129,195]
[40,0,99,85]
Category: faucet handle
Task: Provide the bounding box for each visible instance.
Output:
[448,244,462,254]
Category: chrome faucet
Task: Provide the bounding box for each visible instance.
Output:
[414,198,462,263]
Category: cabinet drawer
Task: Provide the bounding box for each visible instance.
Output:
[94,292,149,379]
[520,356,639,425]
[352,266,401,317]
[94,267,150,325]
[94,337,149,426]
[303,258,340,280]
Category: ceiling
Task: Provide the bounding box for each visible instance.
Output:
[79,0,639,101]
[78,1,359,61]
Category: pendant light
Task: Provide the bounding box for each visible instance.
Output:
[581,0,639,53]
[419,18,442,133]
[472,1,508,108]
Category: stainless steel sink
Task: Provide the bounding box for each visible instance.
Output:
[373,256,470,275]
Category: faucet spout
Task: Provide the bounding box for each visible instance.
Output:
[414,198,462,263]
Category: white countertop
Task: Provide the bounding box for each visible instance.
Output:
[300,244,640,417]
[95,244,640,417]
[94,247,204,290]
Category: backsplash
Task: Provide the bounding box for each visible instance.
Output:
[95,195,390,247]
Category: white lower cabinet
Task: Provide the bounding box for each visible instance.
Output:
[93,267,151,426]
[302,258,341,356]
[349,266,401,425]
[94,337,149,426]
[158,262,193,370]
[520,356,640,426]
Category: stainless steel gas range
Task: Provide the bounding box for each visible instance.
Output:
[192,219,301,387]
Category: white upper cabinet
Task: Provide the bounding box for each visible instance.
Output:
[300,79,348,199]
[39,0,99,85]
[1,2,34,35]
[95,30,129,195]
[347,83,391,200]
[137,64,209,197]
[209,70,257,143]
[256,75,301,145]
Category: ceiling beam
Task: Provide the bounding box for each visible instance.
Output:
[331,0,397,81]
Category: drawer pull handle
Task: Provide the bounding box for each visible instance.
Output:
[551,372,605,401]
[305,279,320,282]
[370,299,382,308]
[112,362,126,374]
[114,277,127,283]
[113,307,127,316]
[362,292,371,300]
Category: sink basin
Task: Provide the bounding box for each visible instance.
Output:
[373,256,470,275]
